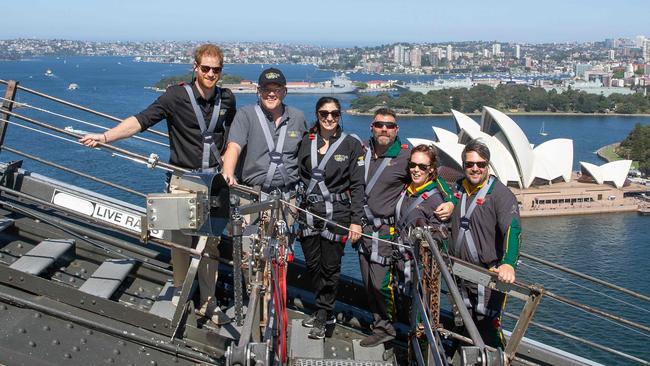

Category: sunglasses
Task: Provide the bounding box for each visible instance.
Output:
[198,65,223,74]
[463,161,489,169]
[318,110,341,119]
[372,121,398,129]
[259,87,285,95]
[408,162,431,170]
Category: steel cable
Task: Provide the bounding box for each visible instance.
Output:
[0,96,169,147]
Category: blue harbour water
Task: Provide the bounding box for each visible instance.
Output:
[1,57,649,364]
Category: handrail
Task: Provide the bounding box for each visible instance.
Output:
[0,79,169,139]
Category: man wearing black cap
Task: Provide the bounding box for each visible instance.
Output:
[222,68,306,192]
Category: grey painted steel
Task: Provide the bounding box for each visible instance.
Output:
[0,284,219,364]
[79,259,136,299]
[0,78,170,139]
[9,238,74,275]
[0,217,13,232]
[171,235,208,339]
[521,252,650,302]
[3,145,146,197]
[0,80,18,150]
[289,318,325,359]
[149,280,176,319]
[351,338,386,361]
[2,109,184,173]
[419,229,485,348]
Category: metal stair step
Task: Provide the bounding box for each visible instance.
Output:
[9,238,75,275]
[149,280,176,319]
[352,338,387,362]
[289,318,324,359]
[79,259,135,299]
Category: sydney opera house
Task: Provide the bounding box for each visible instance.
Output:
[408,107,637,216]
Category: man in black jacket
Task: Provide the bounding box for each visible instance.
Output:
[80,44,236,325]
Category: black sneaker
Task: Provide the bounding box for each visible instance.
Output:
[302,313,336,328]
[359,331,395,347]
[308,318,326,340]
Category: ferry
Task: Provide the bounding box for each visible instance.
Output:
[0,79,647,366]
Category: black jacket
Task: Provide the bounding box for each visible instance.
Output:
[297,127,365,231]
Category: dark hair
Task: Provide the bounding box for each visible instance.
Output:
[410,144,438,180]
[462,138,491,162]
[194,44,224,64]
[309,96,341,133]
[373,107,396,120]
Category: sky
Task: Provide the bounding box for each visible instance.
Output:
[3,0,649,46]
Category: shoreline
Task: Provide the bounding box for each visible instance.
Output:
[346,109,650,118]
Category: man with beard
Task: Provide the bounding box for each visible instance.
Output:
[358,108,455,347]
[450,139,521,348]
[80,44,236,325]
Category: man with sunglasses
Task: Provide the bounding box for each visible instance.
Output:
[450,139,521,348]
[80,44,236,326]
[357,108,455,347]
[221,68,306,192]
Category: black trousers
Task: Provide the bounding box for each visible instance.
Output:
[301,234,345,314]
[358,246,397,337]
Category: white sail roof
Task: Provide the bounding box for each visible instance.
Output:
[580,160,631,188]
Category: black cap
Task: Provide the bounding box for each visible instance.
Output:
[258,68,286,87]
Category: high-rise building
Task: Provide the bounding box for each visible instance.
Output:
[644,39,650,62]
[515,44,521,59]
[394,44,405,64]
[575,63,590,78]
[410,47,422,68]
[483,49,490,58]
[492,43,501,57]
[446,44,453,60]
[609,49,615,60]
[636,35,647,48]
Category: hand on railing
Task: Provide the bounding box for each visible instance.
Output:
[79,133,108,148]
[490,263,516,284]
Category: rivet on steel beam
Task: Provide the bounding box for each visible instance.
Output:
[63,353,71,359]
[52,339,60,345]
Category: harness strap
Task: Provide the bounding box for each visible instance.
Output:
[254,105,291,190]
[304,133,349,234]
[301,226,348,243]
[183,85,222,171]
[454,176,496,315]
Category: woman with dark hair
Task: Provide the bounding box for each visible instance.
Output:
[391,144,449,320]
[394,144,449,234]
[297,96,365,339]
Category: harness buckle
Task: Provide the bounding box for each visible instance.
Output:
[311,168,325,182]
[306,194,320,204]
[269,151,283,164]
[201,131,215,145]
[460,217,471,230]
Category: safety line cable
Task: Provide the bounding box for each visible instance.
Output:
[279,198,412,250]
[519,260,649,314]
[0,96,169,148]
[0,79,169,139]
[4,120,172,172]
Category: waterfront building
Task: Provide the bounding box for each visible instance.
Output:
[410,47,422,68]
[446,44,453,61]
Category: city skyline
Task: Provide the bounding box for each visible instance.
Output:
[3,0,650,46]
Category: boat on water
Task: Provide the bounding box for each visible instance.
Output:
[67,83,79,90]
[0,79,648,366]
[44,69,54,77]
[396,78,474,93]
[539,122,548,136]
[287,75,358,94]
